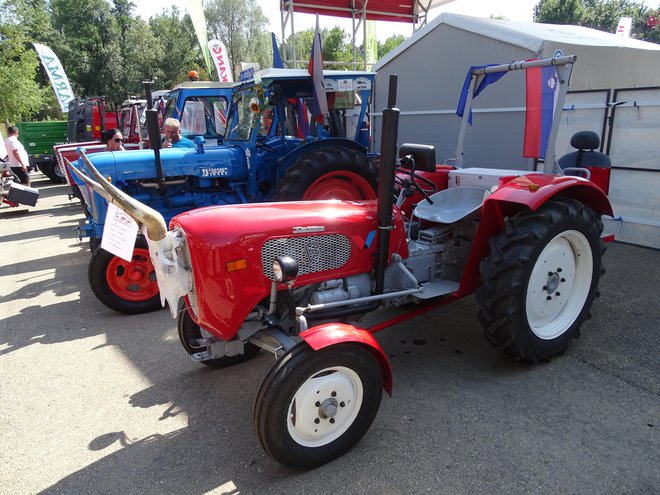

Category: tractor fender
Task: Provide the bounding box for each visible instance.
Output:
[487,174,613,217]
[300,323,393,396]
[459,175,613,294]
[276,138,367,177]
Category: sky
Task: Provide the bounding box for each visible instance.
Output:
[132,0,539,42]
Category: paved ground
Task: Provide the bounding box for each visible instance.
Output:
[1,174,658,495]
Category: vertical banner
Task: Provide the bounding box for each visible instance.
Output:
[188,0,213,77]
[208,39,233,82]
[366,21,378,67]
[308,15,327,123]
[32,43,75,113]
[272,32,284,68]
[524,65,559,159]
[616,17,633,37]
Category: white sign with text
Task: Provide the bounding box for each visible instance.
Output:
[101,203,139,262]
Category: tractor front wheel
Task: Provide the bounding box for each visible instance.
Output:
[476,197,604,362]
[274,147,377,201]
[177,306,260,367]
[88,236,161,314]
[254,342,383,468]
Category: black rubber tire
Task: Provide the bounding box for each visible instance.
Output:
[254,342,383,469]
[273,147,377,201]
[89,237,101,252]
[476,197,605,363]
[39,161,67,184]
[177,306,260,367]
[88,236,162,314]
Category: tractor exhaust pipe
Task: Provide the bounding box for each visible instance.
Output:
[374,74,399,295]
[67,151,168,242]
[144,80,166,196]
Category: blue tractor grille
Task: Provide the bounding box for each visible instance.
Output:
[261,234,351,281]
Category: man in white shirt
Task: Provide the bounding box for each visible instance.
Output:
[4,126,31,186]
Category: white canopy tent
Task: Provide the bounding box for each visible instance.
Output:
[372,13,660,248]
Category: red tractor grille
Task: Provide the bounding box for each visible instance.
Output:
[261,234,351,281]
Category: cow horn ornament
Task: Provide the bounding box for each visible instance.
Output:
[65,151,191,317]
[75,151,168,241]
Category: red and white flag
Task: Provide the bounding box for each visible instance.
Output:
[208,39,233,82]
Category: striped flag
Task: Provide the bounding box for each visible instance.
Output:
[308,16,327,124]
[523,65,559,159]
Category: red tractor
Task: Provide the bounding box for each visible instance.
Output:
[77,56,613,468]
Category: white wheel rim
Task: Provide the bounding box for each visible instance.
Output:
[526,230,593,340]
[287,366,363,448]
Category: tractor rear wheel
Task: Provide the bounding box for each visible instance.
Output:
[273,147,377,201]
[88,235,162,314]
[254,342,383,469]
[177,306,261,367]
[476,197,605,362]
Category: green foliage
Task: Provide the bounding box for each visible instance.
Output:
[204,0,270,79]
[0,0,50,125]
[284,26,354,69]
[534,0,659,43]
[0,0,416,123]
[534,0,584,24]
[149,8,201,88]
[378,35,406,59]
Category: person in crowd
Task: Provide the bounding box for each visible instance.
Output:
[103,128,126,152]
[4,126,31,186]
[163,118,194,148]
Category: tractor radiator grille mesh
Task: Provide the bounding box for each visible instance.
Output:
[261,234,351,281]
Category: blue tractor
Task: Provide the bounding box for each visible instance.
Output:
[69,69,378,314]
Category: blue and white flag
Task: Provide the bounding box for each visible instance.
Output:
[456,64,507,125]
[33,43,75,113]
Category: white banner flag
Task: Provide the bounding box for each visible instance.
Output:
[208,39,233,82]
[32,43,75,113]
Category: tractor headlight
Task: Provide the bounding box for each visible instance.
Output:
[272,256,299,283]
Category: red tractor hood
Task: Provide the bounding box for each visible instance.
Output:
[170,200,407,339]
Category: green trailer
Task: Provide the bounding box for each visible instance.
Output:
[16,121,68,183]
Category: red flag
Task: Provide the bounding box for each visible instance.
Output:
[308,16,327,124]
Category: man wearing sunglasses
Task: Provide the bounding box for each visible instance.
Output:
[104,129,126,152]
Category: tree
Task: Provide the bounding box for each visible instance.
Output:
[535,0,659,43]
[0,0,49,125]
[284,26,354,69]
[204,0,270,78]
[378,34,406,59]
[50,0,122,100]
[149,7,201,88]
[534,0,584,24]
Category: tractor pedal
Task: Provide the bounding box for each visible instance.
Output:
[416,280,460,299]
[189,338,214,348]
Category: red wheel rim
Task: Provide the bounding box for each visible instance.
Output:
[105,248,159,302]
[302,171,376,200]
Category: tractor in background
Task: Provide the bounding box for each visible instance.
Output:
[68,68,378,314]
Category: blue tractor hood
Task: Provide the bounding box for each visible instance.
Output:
[77,146,246,183]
